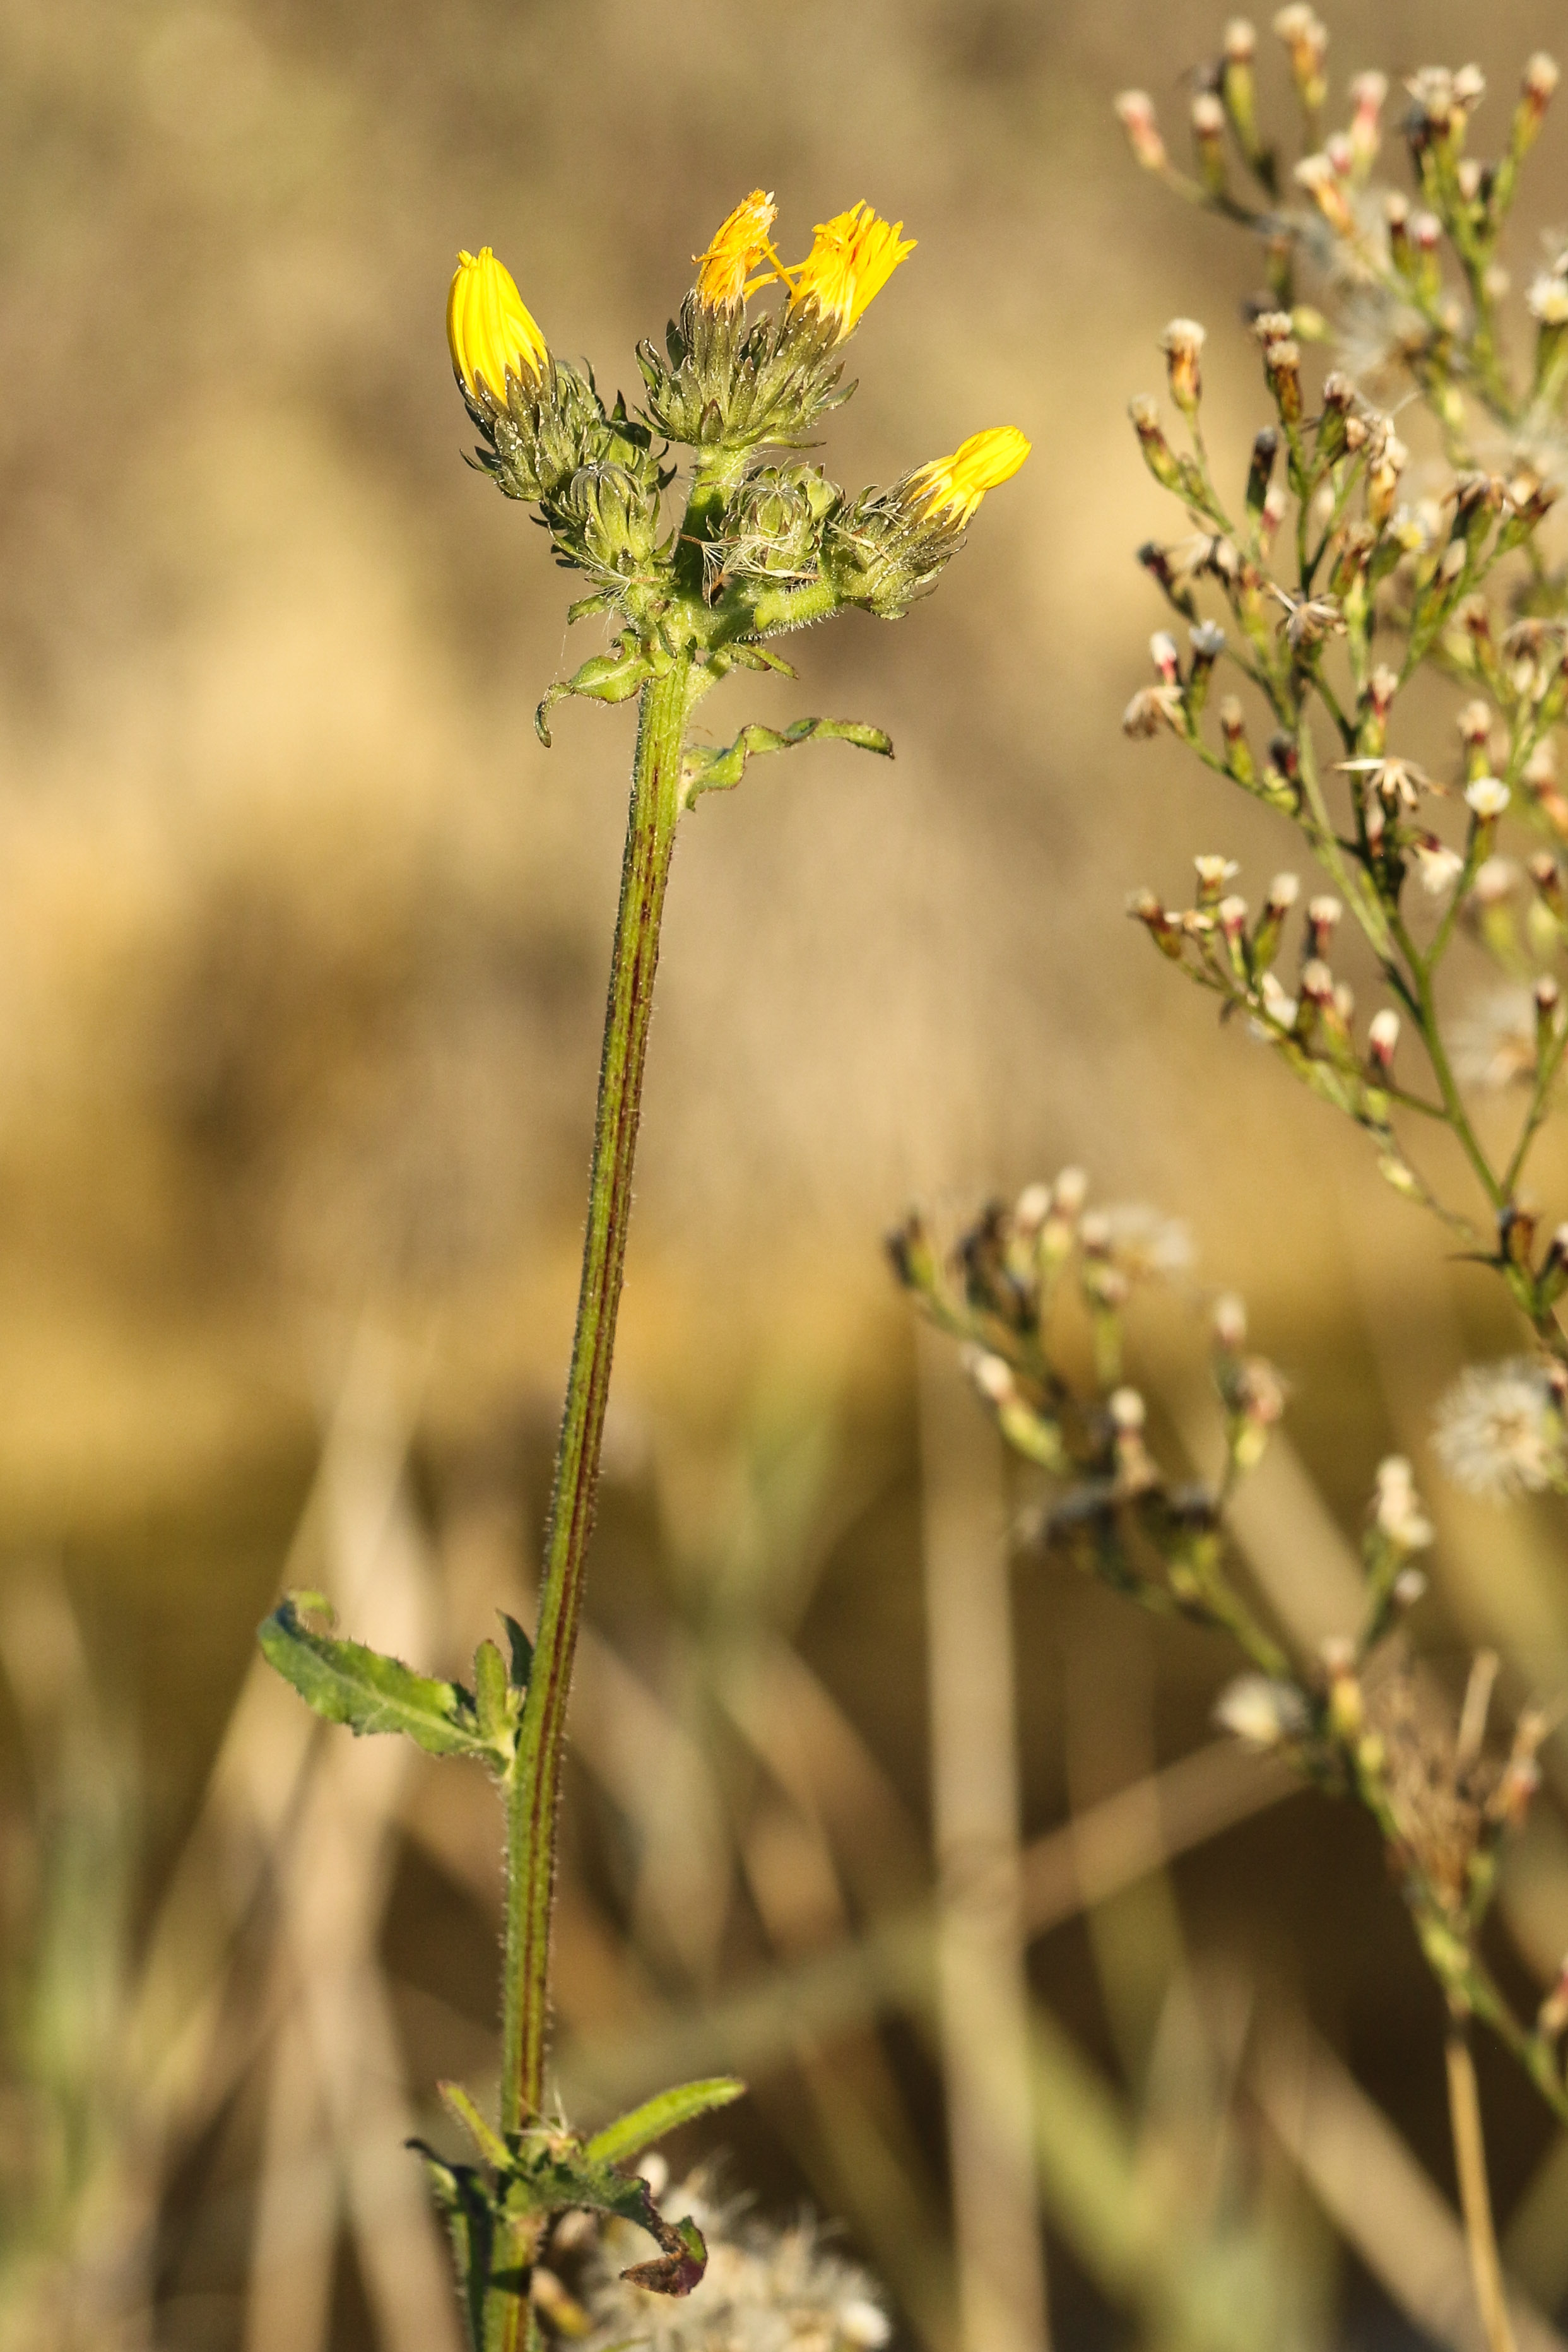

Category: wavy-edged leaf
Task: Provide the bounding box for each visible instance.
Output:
[681,715,892,807]
[259,1595,507,1764]
[584,2077,746,2168]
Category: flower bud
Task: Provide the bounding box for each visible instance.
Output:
[1530,852,1566,920]
[1213,1291,1247,1349]
[1517,54,1560,160]
[447,246,550,406]
[1115,90,1168,172]
[1273,4,1328,114]
[1350,70,1387,169]
[1191,91,1228,196]
[1218,696,1255,783]
[1261,334,1302,426]
[904,427,1031,528]
[1306,894,1341,958]
[1368,1007,1400,1072]
[1161,317,1207,416]
[1295,152,1355,237]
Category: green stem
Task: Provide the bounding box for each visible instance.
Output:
[502,653,695,2141]
[1389,909,1506,1214]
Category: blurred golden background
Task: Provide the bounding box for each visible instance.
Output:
[4,2,1568,2347]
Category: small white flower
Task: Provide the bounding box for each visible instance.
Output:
[1434,1359,1564,1499]
[1528,273,1568,326]
[1412,837,1465,897]
[1215,1674,1310,1749]
[1257,971,1296,1027]
[1374,1454,1434,1551]
[1465,775,1511,820]
[1096,1202,1193,1278]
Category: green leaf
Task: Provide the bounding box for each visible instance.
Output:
[500,1612,533,1689]
[681,716,893,808]
[536,639,652,746]
[584,2077,746,2168]
[259,1595,507,1765]
[473,1640,512,1741]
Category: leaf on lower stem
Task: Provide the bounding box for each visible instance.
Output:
[259,1594,513,1766]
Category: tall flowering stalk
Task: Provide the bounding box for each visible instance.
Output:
[257,200,1026,2349]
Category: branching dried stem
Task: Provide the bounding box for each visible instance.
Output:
[890,27,1568,2348]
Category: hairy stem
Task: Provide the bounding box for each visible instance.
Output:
[502,653,695,2144]
[1446,2023,1519,2352]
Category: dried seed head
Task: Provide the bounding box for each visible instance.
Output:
[1266,871,1300,913]
[1225,18,1257,64]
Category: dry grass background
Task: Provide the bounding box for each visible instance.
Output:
[4,2,1568,2346]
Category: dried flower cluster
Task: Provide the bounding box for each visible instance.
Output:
[890,1174,1568,2125]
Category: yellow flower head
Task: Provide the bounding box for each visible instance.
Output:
[447,247,550,404]
[694,189,780,311]
[905,426,1032,526]
[787,203,916,340]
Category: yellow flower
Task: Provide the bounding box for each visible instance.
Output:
[447,247,549,403]
[905,426,1032,526]
[694,189,780,311]
[787,203,916,338]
